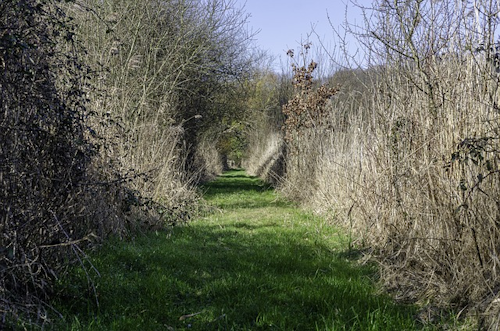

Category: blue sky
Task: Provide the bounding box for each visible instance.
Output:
[236,0,371,69]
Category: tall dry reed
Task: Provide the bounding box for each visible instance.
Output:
[278,1,500,327]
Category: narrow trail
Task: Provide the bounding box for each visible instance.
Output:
[56,170,422,330]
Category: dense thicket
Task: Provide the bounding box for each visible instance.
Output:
[0,0,104,325]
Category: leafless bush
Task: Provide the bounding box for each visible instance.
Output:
[67,0,254,225]
[0,0,112,325]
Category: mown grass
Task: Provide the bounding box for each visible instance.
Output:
[47,170,433,330]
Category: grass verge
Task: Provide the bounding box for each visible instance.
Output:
[48,170,432,330]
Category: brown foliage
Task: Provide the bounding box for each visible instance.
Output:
[282,55,338,152]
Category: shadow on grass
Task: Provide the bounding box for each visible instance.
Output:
[207,198,293,210]
[201,169,273,197]
[53,169,424,330]
[57,225,420,330]
[200,169,282,210]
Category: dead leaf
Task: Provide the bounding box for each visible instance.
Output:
[179,312,202,321]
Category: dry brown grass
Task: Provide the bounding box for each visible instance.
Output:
[312,56,500,327]
[278,47,500,329]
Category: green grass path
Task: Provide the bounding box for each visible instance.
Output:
[54,170,424,330]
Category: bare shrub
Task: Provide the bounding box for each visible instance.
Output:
[68,0,254,226]
[0,0,111,325]
[67,0,204,227]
